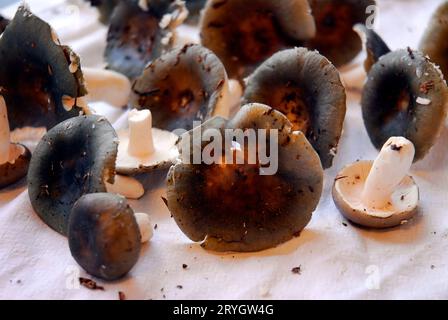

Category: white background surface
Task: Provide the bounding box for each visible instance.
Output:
[0,0,447,300]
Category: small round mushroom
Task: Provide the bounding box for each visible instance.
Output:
[420,1,448,80]
[0,14,9,34]
[167,103,324,252]
[68,193,142,281]
[0,6,89,131]
[243,48,346,169]
[105,0,187,80]
[200,0,316,80]
[0,96,31,188]
[305,0,376,67]
[131,44,231,131]
[28,115,118,235]
[333,137,419,228]
[115,109,179,175]
[362,48,448,161]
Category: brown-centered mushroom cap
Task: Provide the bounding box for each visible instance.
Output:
[243,47,346,169]
[420,1,448,80]
[28,115,118,236]
[0,6,88,131]
[362,49,448,161]
[200,0,316,81]
[167,103,323,252]
[131,44,229,131]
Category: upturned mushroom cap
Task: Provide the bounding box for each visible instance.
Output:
[0,6,88,131]
[131,44,230,131]
[420,1,448,79]
[105,0,187,79]
[362,49,448,161]
[243,48,346,169]
[0,14,9,34]
[333,161,419,228]
[68,193,141,281]
[200,0,316,80]
[167,103,323,252]
[305,0,376,67]
[28,115,118,236]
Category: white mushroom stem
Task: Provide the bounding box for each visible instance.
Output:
[0,96,11,165]
[127,109,155,157]
[83,68,131,108]
[134,212,153,244]
[361,137,415,209]
[106,175,145,200]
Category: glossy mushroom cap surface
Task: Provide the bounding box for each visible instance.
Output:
[333,161,419,228]
[0,6,88,131]
[200,0,315,80]
[68,193,141,281]
[243,48,346,169]
[420,1,448,79]
[131,44,229,131]
[362,49,448,161]
[305,0,376,67]
[28,115,118,235]
[167,103,324,252]
[105,0,187,79]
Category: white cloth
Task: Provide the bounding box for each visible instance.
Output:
[0,0,447,300]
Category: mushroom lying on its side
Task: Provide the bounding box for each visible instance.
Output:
[105,0,188,80]
[333,137,419,228]
[167,103,324,252]
[243,48,346,169]
[200,0,316,81]
[0,96,31,189]
[131,44,231,131]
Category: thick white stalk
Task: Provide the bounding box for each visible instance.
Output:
[0,96,10,165]
[134,212,153,243]
[127,109,155,157]
[361,137,415,209]
[106,174,145,200]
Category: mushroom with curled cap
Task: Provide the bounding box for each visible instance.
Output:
[199,0,316,81]
[243,47,346,169]
[420,1,448,80]
[28,115,145,236]
[305,0,377,67]
[166,103,324,252]
[105,0,188,80]
[68,193,152,281]
[131,44,232,131]
[0,96,31,189]
[333,137,419,228]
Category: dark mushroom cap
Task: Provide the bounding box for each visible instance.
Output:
[131,44,228,131]
[0,15,9,34]
[105,0,186,79]
[85,0,120,24]
[68,193,141,281]
[362,49,448,161]
[200,0,315,80]
[0,6,88,131]
[0,144,31,189]
[167,103,323,252]
[243,48,346,169]
[305,0,376,67]
[28,115,118,236]
[420,1,448,80]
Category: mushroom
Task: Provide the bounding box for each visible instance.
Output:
[166,103,324,252]
[115,109,179,175]
[0,6,89,131]
[0,96,31,189]
[243,48,346,169]
[131,44,231,131]
[68,193,144,281]
[0,14,9,34]
[333,137,419,228]
[362,48,448,161]
[420,1,448,80]
[28,115,144,235]
[305,0,377,67]
[105,0,188,80]
[199,0,316,81]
